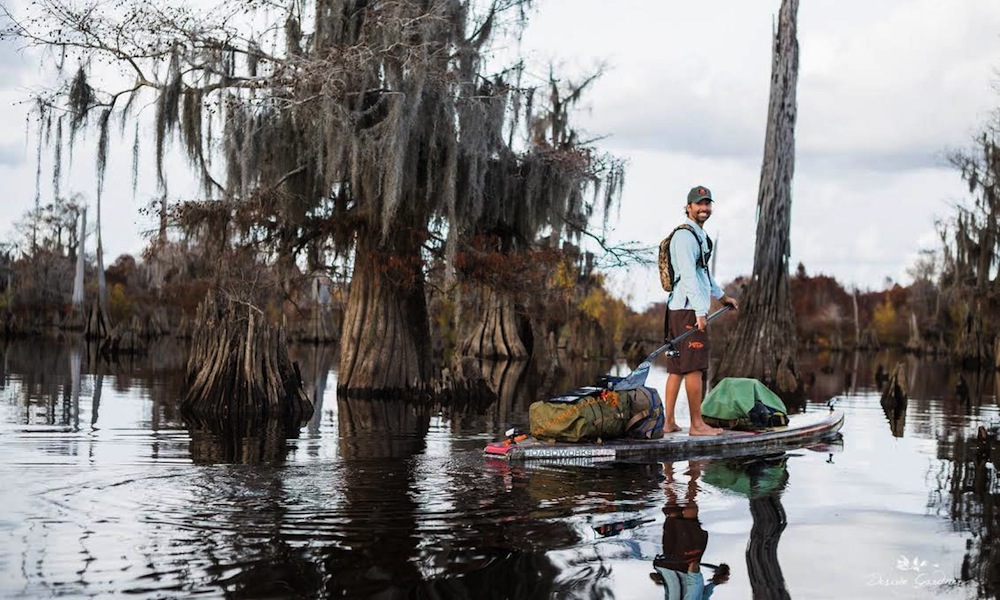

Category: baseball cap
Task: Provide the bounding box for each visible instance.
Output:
[687,186,713,204]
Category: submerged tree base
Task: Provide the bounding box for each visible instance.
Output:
[181,291,313,426]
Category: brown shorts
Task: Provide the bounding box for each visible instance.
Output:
[664,309,710,374]
[654,515,708,571]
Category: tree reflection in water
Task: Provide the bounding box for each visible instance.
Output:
[746,491,790,599]
[332,394,570,599]
[702,455,792,600]
[185,416,303,464]
[291,343,337,436]
[929,407,999,598]
[10,337,1000,598]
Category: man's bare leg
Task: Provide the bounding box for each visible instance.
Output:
[685,371,722,436]
[663,373,683,433]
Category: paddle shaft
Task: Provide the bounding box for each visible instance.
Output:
[664,304,733,356]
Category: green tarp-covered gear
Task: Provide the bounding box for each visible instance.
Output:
[702,377,789,430]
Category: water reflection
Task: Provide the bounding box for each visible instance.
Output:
[651,461,731,599]
[438,358,532,436]
[802,351,998,597]
[3,340,1000,598]
[186,418,302,464]
[292,343,337,435]
[928,417,1000,598]
[0,337,190,430]
[333,397,429,596]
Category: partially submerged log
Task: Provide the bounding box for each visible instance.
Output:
[880,362,907,409]
[181,291,313,426]
[880,362,907,437]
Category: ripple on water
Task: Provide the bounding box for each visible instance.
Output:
[2,350,995,599]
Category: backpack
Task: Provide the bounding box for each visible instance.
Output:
[528,381,666,442]
[529,386,629,442]
[622,386,665,440]
[598,375,665,440]
[658,224,713,292]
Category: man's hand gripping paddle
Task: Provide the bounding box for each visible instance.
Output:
[613,305,733,391]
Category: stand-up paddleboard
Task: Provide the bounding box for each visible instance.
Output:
[484,410,844,463]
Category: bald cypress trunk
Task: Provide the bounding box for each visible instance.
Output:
[72,207,86,308]
[719,0,801,394]
[95,194,110,326]
[460,287,529,360]
[954,300,991,366]
[338,226,433,394]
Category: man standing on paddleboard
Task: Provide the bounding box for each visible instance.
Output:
[659,185,739,436]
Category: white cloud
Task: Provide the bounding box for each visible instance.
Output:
[797,0,1000,167]
[519,0,1000,308]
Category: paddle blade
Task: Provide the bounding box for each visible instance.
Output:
[614,361,651,390]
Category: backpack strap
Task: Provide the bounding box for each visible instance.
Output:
[626,409,650,431]
[669,225,712,286]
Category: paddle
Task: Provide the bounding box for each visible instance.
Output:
[613,305,733,391]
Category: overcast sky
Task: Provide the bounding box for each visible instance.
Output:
[2,0,1000,310]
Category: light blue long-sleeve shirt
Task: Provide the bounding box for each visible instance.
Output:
[665,218,724,317]
[655,567,718,600]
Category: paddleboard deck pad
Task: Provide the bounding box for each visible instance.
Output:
[485,410,844,463]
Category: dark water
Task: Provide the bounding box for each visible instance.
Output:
[1,340,997,599]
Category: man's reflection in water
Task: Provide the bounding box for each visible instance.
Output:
[650,461,730,599]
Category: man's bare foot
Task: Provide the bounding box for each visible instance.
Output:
[663,423,682,434]
[688,424,723,436]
